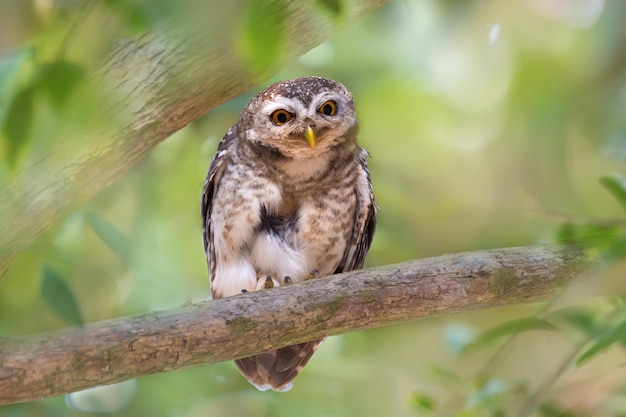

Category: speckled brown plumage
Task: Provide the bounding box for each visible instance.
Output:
[201,76,376,391]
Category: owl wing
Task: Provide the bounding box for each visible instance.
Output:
[335,148,377,273]
[201,127,237,289]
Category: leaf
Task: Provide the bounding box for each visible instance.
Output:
[538,401,577,417]
[316,0,344,18]
[425,364,462,385]
[464,318,558,353]
[41,265,84,325]
[600,174,626,214]
[547,306,598,336]
[2,86,35,166]
[237,0,289,73]
[554,223,626,259]
[87,213,131,264]
[38,60,85,107]
[577,319,626,365]
[0,49,36,160]
[103,0,177,31]
[411,391,436,411]
[0,47,35,107]
[467,378,509,408]
[554,223,576,243]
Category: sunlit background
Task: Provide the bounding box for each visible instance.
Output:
[1,0,626,416]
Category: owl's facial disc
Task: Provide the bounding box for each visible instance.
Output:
[254,93,353,156]
[269,107,315,148]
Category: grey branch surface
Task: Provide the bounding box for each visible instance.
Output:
[0,0,389,275]
[0,245,592,405]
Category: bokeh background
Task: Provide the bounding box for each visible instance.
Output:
[1,0,626,416]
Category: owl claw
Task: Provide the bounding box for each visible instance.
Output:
[284,276,293,285]
[305,269,321,280]
[256,275,280,291]
[241,289,248,294]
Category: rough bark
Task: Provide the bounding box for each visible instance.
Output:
[0,245,592,405]
[0,0,390,275]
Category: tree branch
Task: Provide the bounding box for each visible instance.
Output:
[0,0,390,275]
[0,245,592,405]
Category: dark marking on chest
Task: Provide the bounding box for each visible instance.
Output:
[255,193,299,237]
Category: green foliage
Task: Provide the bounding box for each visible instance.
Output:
[0,47,88,167]
[315,0,345,19]
[102,0,179,32]
[3,85,34,166]
[462,318,558,354]
[411,391,437,411]
[0,48,35,166]
[577,314,626,365]
[600,175,626,215]
[538,402,577,417]
[236,0,289,73]
[415,300,626,416]
[38,60,86,107]
[86,213,131,265]
[547,305,599,336]
[40,265,84,326]
[555,175,626,260]
[1,0,626,416]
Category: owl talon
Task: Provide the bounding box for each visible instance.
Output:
[284,276,293,285]
[256,275,280,291]
[241,289,248,294]
[305,269,321,280]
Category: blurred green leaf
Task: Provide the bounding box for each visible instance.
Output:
[425,364,462,385]
[467,378,509,408]
[38,60,85,107]
[316,0,344,18]
[538,401,576,417]
[555,223,626,259]
[0,48,36,167]
[238,0,288,72]
[2,86,34,167]
[41,265,84,325]
[411,391,436,411]
[87,213,131,264]
[577,319,626,365]
[101,0,151,31]
[555,223,576,243]
[547,306,598,336]
[464,318,558,353]
[600,174,626,214]
[0,48,34,106]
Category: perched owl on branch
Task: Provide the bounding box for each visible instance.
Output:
[201,76,376,391]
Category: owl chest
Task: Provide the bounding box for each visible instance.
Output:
[251,165,356,243]
[251,186,353,276]
[255,191,308,241]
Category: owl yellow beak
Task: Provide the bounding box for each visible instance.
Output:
[304,125,316,148]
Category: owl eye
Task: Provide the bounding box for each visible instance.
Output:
[270,109,293,125]
[318,100,337,116]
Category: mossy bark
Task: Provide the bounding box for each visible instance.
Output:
[0,245,592,404]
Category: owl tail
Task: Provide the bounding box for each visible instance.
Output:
[235,338,324,392]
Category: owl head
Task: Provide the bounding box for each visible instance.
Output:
[239,76,358,159]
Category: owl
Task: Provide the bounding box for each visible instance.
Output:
[201,76,376,391]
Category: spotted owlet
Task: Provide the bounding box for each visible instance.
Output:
[201,76,376,392]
